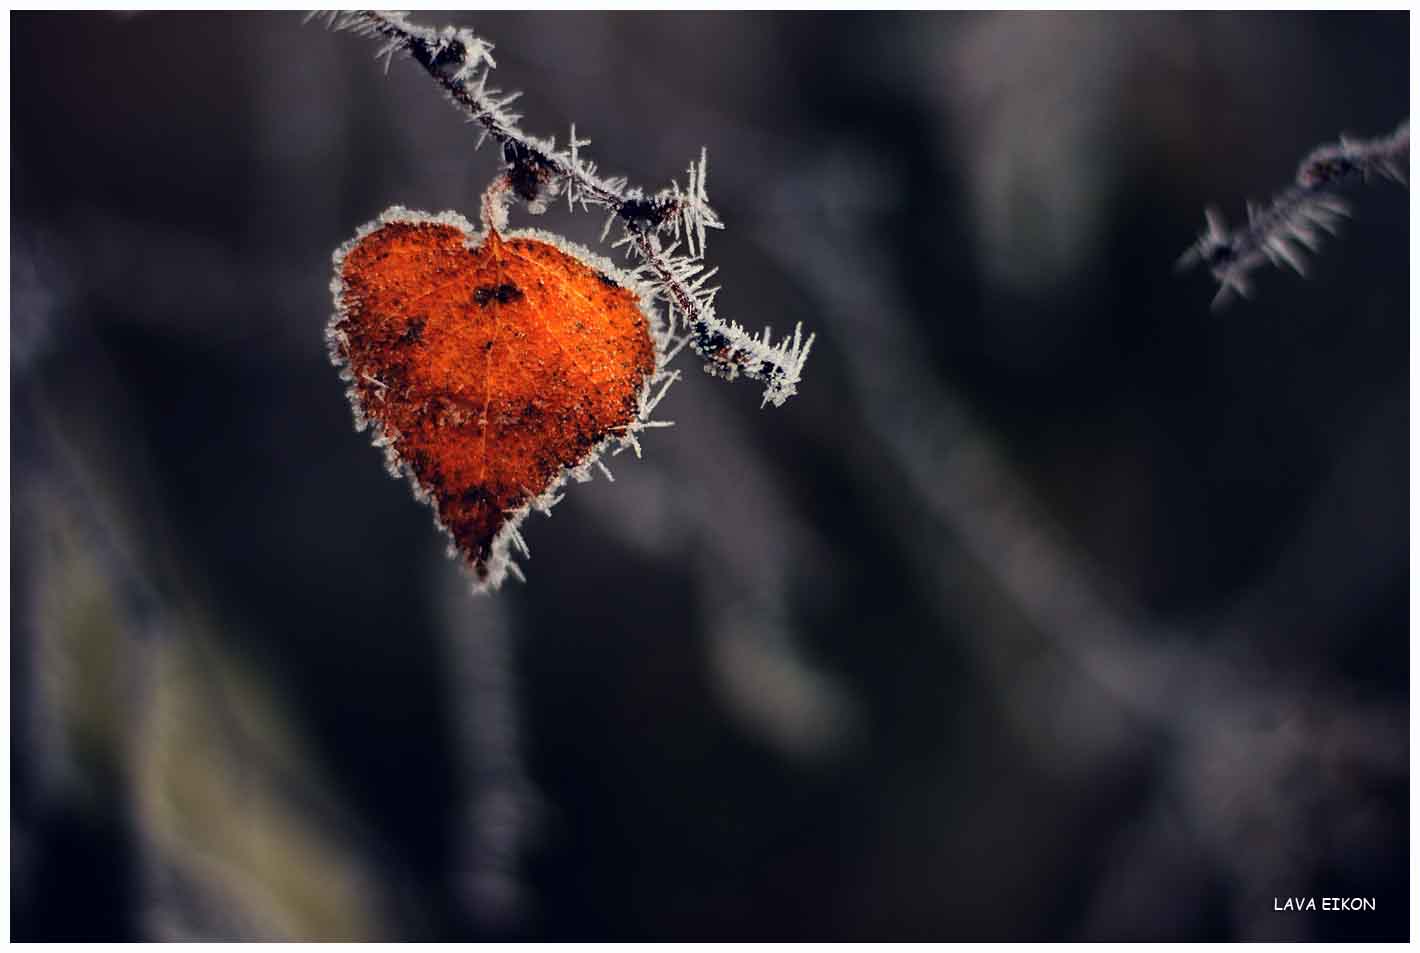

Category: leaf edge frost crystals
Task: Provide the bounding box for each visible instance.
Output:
[327,205,678,594]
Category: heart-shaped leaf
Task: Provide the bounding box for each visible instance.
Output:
[329,207,660,590]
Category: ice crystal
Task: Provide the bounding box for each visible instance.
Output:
[1178,119,1408,309]
[314,10,813,406]
[328,206,677,591]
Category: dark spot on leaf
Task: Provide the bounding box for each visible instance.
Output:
[400,316,426,344]
[473,282,524,306]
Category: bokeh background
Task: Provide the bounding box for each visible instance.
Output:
[11,11,1409,941]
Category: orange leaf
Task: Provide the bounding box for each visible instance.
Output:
[330,208,659,589]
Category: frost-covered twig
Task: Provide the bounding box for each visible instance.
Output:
[313,10,813,406]
[1178,119,1408,310]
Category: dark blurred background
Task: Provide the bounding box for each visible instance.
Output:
[11,11,1408,941]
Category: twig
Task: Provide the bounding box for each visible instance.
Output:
[1178,119,1408,310]
[313,10,813,407]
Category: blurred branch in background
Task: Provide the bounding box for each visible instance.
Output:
[17,363,401,939]
[435,560,539,932]
[574,383,866,765]
[756,110,1405,937]
[10,10,1407,941]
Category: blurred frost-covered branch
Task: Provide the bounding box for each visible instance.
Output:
[1178,119,1408,309]
[311,10,813,406]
